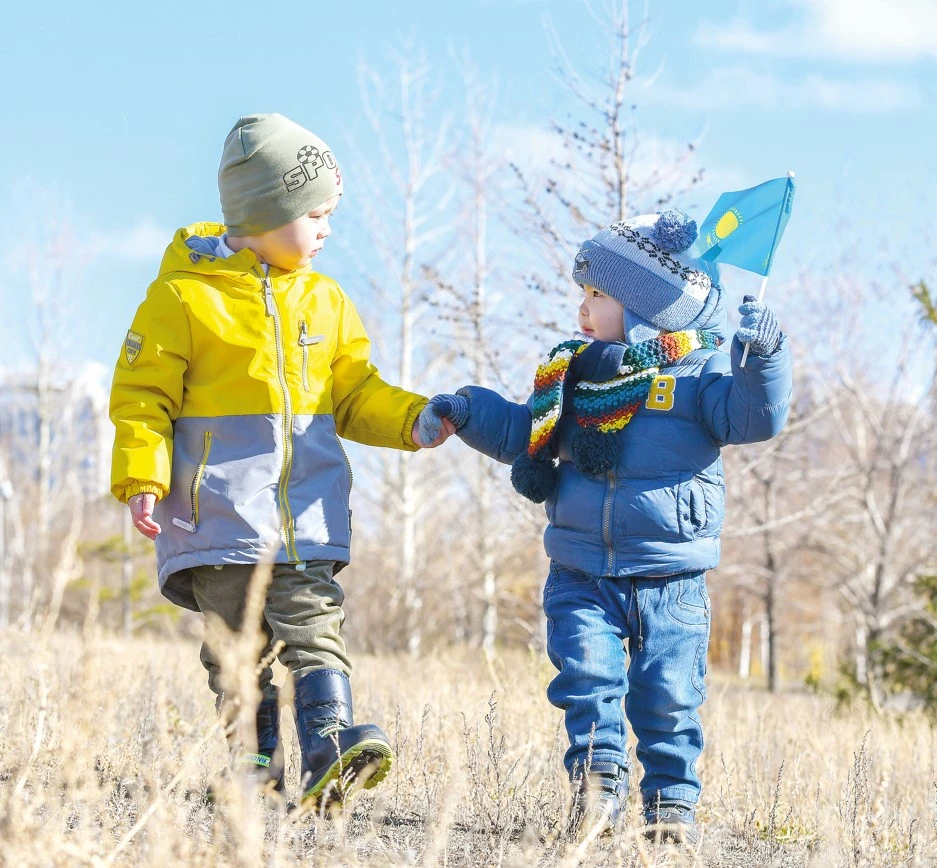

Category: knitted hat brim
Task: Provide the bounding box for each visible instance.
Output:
[574,240,709,332]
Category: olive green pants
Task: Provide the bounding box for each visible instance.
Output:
[189,560,351,702]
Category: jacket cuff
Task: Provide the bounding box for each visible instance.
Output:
[115,482,166,503]
[403,397,430,449]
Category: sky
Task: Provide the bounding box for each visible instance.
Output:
[1,0,935,374]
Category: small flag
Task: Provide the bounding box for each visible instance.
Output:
[697,175,796,276]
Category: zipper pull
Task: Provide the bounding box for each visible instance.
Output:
[262,277,275,317]
[299,321,325,346]
[172,517,196,533]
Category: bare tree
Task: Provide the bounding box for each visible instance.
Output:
[510,0,705,333]
[354,51,456,655]
[819,355,937,706]
[462,75,498,655]
[722,386,850,691]
[0,210,99,630]
[419,63,521,654]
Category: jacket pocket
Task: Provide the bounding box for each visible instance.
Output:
[693,474,725,539]
[677,477,712,539]
[172,430,212,533]
[688,479,706,533]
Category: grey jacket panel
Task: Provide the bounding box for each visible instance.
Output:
[154,413,352,611]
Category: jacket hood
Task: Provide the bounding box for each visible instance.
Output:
[156,222,309,283]
[684,278,728,344]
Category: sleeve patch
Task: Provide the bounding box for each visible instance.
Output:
[125,330,144,365]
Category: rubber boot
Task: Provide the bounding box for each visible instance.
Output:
[208,687,284,803]
[293,669,393,812]
[644,800,700,847]
[566,765,629,842]
[239,687,285,793]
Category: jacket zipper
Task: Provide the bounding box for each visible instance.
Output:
[172,431,212,533]
[261,273,299,562]
[602,470,616,574]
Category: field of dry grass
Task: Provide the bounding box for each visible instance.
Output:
[0,628,935,867]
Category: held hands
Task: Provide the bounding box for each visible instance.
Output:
[737,295,782,357]
[127,493,161,539]
[413,393,470,448]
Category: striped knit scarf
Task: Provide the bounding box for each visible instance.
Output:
[512,330,718,503]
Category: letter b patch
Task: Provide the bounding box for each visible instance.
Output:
[645,374,676,411]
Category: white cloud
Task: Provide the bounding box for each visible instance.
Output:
[656,67,918,112]
[90,218,168,260]
[695,0,937,62]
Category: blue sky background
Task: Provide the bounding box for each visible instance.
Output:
[1,0,934,373]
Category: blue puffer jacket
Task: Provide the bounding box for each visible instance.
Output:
[456,292,792,578]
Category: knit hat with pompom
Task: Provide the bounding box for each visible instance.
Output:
[572,210,720,339]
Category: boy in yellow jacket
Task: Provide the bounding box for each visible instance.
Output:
[110,113,453,809]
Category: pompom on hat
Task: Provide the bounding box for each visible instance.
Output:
[572,209,721,341]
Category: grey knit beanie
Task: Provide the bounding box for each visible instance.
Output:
[571,210,718,333]
[218,113,343,237]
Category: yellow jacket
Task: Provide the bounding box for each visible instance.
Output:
[110,223,427,609]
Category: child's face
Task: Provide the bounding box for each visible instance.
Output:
[578,285,625,342]
[251,195,341,271]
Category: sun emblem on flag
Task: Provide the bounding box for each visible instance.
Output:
[714,209,741,240]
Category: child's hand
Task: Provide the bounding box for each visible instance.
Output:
[128,493,161,539]
[737,295,782,356]
[428,394,470,429]
[414,393,468,448]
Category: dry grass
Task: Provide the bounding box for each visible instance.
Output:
[0,630,935,867]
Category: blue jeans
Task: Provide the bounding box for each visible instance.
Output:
[543,561,710,806]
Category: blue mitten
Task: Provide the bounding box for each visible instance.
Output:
[737,295,782,356]
[416,393,470,444]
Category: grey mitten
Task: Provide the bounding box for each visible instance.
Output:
[737,295,782,356]
[416,393,470,444]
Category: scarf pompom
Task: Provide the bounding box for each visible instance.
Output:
[572,429,618,476]
[511,452,558,503]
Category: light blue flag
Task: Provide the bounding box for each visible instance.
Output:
[697,175,796,276]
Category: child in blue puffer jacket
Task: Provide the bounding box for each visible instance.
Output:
[419,210,792,845]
